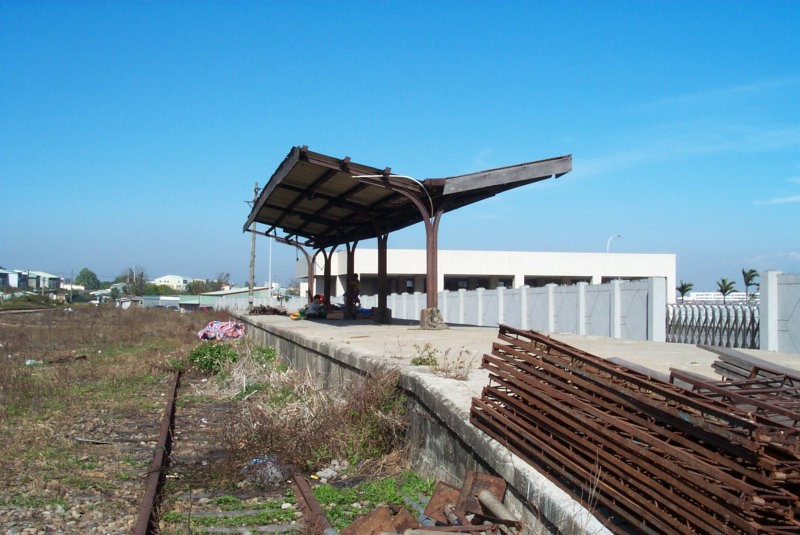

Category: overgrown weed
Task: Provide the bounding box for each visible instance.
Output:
[199,348,408,474]
[410,343,473,380]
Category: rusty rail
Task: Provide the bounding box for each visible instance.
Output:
[470,325,800,534]
[132,370,181,535]
[291,471,339,535]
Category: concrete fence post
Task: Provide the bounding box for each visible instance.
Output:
[760,270,780,351]
[647,277,667,342]
[441,290,448,322]
[458,289,466,325]
[546,284,556,332]
[610,280,621,338]
[498,286,505,325]
[577,282,587,335]
[477,288,485,327]
[521,285,528,330]
[401,293,408,319]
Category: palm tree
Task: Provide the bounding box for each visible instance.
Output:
[742,268,759,303]
[716,278,736,304]
[676,280,693,303]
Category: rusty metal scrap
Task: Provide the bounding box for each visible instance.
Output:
[307,470,514,535]
[470,325,800,534]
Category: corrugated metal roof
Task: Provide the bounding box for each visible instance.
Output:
[244,146,571,249]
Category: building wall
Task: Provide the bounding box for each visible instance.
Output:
[296,249,676,304]
[152,275,189,291]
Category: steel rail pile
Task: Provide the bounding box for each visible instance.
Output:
[469,325,800,534]
[671,368,800,480]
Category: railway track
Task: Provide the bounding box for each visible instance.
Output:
[132,370,321,535]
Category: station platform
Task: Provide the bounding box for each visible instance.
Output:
[233,313,800,534]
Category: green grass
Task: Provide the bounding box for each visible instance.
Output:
[121,456,149,468]
[312,471,435,530]
[0,494,69,509]
[161,508,299,528]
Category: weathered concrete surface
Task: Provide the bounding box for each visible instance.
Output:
[233,313,800,534]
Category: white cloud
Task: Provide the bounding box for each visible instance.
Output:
[578,124,800,178]
[756,194,800,205]
[748,252,800,272]
[631,76,800,111]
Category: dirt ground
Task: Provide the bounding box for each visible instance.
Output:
[0,306,226,534]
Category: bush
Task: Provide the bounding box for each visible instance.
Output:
[188,343,238,374]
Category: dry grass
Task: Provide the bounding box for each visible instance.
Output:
[193,349,409,474]
[1,305,411,518]
[0,305,226,496]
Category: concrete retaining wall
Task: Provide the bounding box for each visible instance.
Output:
[761,271,800,353]
[233,313,610,535]
[363,278,668,342]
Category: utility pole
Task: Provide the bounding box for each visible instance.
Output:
[248,182,258,307]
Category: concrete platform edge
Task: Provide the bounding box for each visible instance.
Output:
[234,313,611,535]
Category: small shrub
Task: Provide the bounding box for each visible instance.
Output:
[252,346,277,366]
[432,348,474,381]
[410,343,438,366]
[188,343,238,374]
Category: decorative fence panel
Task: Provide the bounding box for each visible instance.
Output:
[666,304,759,349]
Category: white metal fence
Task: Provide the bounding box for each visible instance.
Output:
[666,304,759,349]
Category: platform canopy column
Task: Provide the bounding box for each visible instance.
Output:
[319,246,335,306]
[376,232,390,323]
[345,241,358,319]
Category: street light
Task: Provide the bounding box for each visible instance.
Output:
[606,233,622,254]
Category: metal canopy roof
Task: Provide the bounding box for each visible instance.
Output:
[244,146,572,249]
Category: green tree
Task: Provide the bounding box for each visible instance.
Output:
[185,279,213,295]
[75,268,100,290]
[742,268,759,303]
[716,278,736,304]
[676,280,694,303]
[129,269,147,296]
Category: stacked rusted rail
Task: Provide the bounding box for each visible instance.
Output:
[470,325,800,534]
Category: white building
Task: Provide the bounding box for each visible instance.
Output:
[683,291,754,304]
[151,275,193,291]
[296,249,677,303]
[61,283,85,294]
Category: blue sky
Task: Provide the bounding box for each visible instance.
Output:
[2,1,798,292]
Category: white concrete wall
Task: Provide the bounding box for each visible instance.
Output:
[297,248,677,303]
[212,296,308,313]
[760,271,800,353]
[361,278,667,341]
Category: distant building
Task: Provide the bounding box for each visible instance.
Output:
[141,295,180,310]
[61,283,86,294]
[682,291,755,304]
[0,269,21,288]
[296,249,677,303]
[151,275,193,291]
[10,270,61,290]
